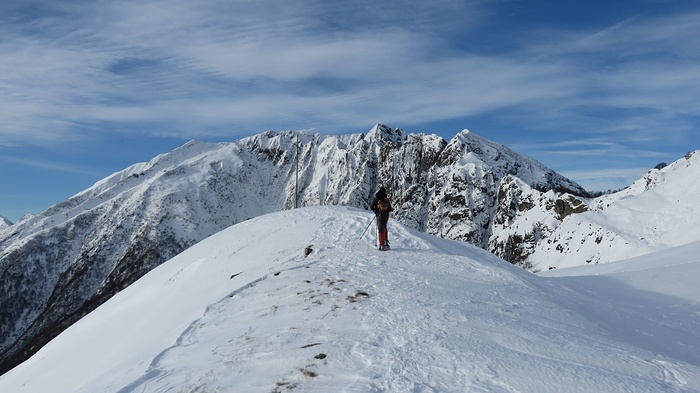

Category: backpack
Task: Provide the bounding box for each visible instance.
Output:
[378,198,390,212]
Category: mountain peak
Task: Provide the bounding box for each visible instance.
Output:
[0,215,11,229]
[366,124,407,146]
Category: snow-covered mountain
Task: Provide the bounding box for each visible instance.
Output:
[0,215,11,228]
[0,206,698,392]
[0,125,588,375]
[526,150,700,271]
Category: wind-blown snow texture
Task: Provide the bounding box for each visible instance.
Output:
[0,125,588,374]
[0,207,698,392]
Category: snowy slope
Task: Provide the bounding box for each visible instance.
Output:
[527,150,700,270]
[1,206,698,393]
[540,240,700,370]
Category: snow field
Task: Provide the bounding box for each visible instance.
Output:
[1,206,699,392]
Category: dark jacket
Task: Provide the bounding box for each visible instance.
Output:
[371,188,392,216]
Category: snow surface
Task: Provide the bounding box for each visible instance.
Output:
[1,206,699,392]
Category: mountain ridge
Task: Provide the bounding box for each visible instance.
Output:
[527,150,700,269]
[0,216,11,230]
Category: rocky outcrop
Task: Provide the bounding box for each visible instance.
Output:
[488,176,588,268]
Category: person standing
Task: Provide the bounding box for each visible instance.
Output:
[371,187,393,250]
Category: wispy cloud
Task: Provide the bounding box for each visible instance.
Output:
[0,154,105,177]
[0,0,698,154]
[514,10,700,138]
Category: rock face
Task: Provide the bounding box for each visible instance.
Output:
[0,125,586,374]
[488,176,589,269]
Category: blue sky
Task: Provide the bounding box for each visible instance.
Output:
[1,0,699,223]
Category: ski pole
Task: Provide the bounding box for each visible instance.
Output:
[360,215,376,238]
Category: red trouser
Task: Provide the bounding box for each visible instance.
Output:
[378,227,388,246]
[377,213,389,246]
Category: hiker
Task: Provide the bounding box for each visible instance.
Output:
[371,187,393,250]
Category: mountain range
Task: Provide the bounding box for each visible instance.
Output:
[1,124,698,378]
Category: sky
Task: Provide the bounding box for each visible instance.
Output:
[1,0,699,223]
